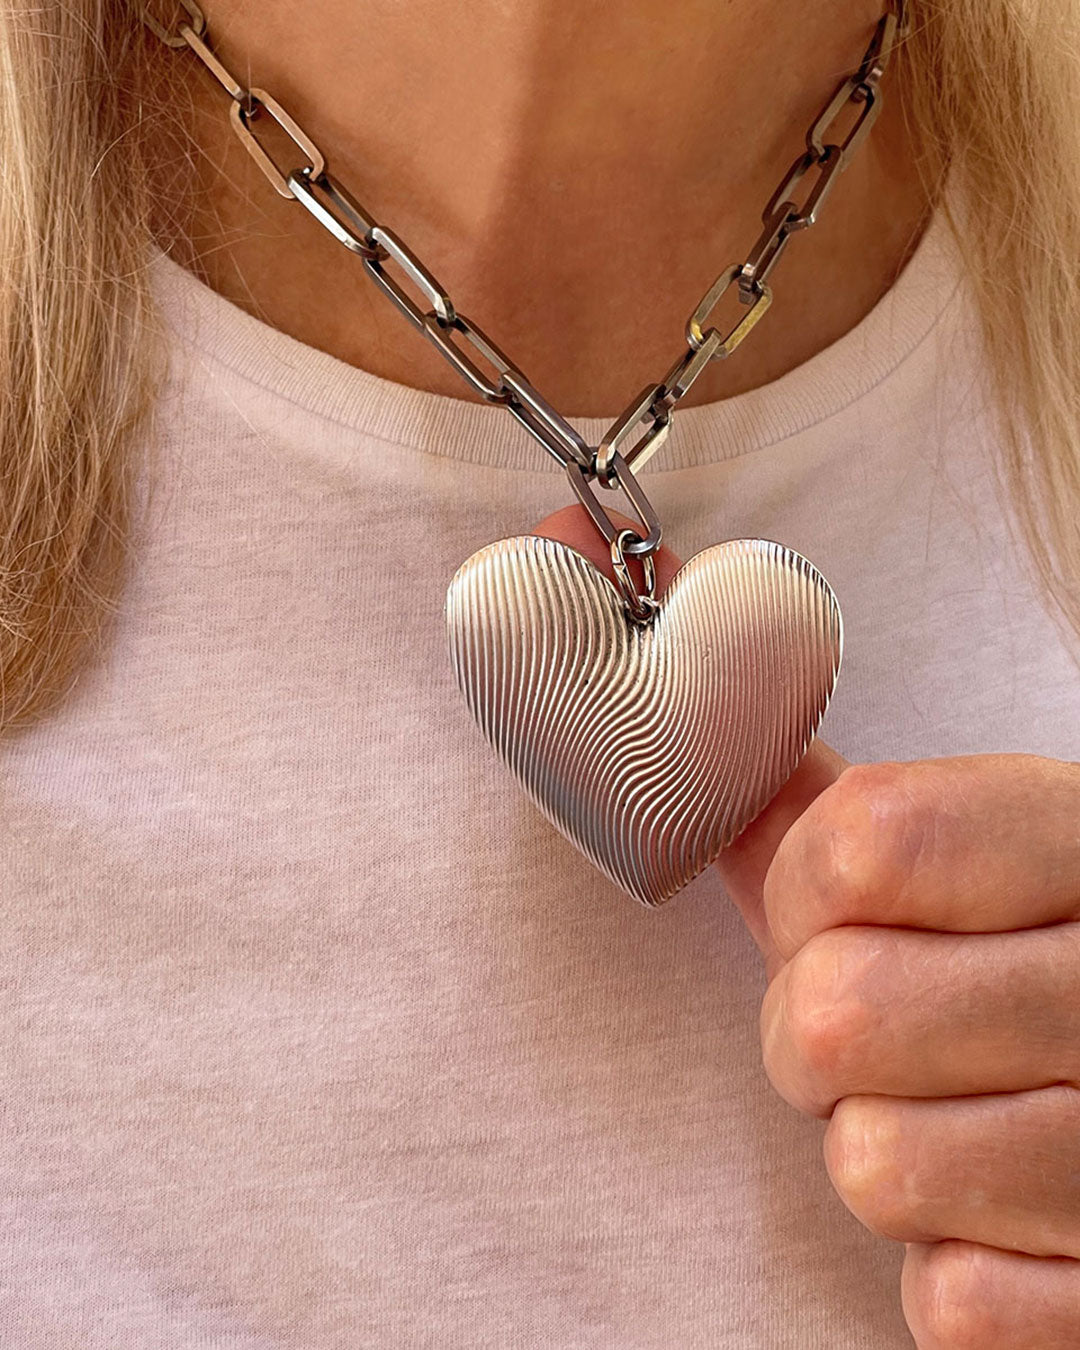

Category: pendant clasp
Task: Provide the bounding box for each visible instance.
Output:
[611,529,660,624]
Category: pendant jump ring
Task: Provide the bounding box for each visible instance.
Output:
[611,529,659,623]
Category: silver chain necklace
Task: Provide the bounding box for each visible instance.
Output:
[144,2,906,904]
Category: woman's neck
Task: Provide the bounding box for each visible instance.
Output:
[151,0,934,416]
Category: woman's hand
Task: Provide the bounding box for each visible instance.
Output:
[718,747,1080,1349]
[530,503,1080,1343]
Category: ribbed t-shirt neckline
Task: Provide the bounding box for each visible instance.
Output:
[147,196,963,474]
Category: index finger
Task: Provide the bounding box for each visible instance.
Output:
[763,754,1080,958]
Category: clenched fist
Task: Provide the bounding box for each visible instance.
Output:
[718,746,1080,1349]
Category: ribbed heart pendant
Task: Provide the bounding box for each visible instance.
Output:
[446,534,842,906]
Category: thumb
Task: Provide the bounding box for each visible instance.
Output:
[714,739,849,979]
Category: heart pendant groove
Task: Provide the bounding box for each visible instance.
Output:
[446,535,842,906]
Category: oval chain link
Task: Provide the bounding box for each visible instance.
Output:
[141,0,907,570]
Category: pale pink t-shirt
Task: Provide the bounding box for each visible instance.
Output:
[2,200,1078,1348]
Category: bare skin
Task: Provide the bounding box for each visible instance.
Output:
[152,0,934,416]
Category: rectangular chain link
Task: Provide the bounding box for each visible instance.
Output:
[141,0,906,557]
[593,0,907,486]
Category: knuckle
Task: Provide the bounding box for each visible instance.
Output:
[819,761,920,905]
[823,1097,910,1240]
[764,930,878,1114]
[904,1242,999,1349]
[1041,1080,1080,1119]
[765,760,926,952]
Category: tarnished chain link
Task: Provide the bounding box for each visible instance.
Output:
[565,451,663,557]
[593,0,907,484]
[141,0,905,571]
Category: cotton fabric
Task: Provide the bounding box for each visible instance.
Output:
[2,200,1078,1348]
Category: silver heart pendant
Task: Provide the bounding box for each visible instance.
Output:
[445,534,842,906]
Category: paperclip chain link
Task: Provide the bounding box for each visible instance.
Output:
[141,0,907,575]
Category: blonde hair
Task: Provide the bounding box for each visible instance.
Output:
[1,0,1078,730]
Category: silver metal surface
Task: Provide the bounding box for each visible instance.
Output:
[142,0,907,564]
[446,536,842,907]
